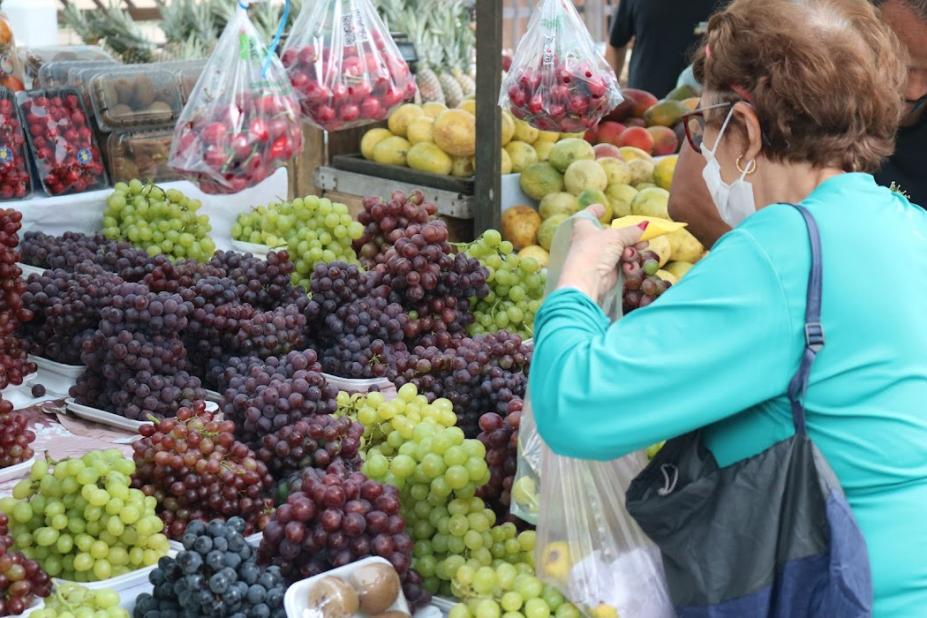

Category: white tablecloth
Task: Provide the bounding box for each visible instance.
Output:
[10,169,289,252]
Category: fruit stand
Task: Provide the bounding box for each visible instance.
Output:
[0,0,711,617]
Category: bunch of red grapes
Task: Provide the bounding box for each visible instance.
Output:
[0,397,35,469]
[0,90,30,200]
[256,415,364,479]
[621,245,672,313]
[0,209,35,390]
[131,402,275,539]
[19,89,106,195]
[282,29,416,130]
[476,399,522,517]
[257,466,430,608]
[353,191,437,269]
[504,60,619,132]
[0,512,52,616]
[170,91,302,194]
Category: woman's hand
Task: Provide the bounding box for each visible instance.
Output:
[557,205,647,302]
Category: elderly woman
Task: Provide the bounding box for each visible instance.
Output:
[530,0,926,614]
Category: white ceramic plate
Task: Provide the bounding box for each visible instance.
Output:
[65,399,219,432]
[284,556,410,618]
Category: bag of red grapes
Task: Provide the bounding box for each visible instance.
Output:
[169,2,302,194]
[281,0,416,131]
[500,0,621,133]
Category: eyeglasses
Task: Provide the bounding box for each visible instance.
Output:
[682,102,733,152]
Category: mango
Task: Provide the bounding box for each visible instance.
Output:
[372,136,411,166]
[643,99,690,128]
[539,192,579,220]
[361,128,392,160]
[535,130,560,143]
[605,184,638,218]
[451,156,475,177]
[520,162,564,200]
[501,205,542,250]
[500,148,513,174]
[653,155,678,190]
[518,245,550,268]
[607,88,659,121]
[598,157,632,186]
[538,214,569,251]
[407,142,453,175]
[618,146,654,163]
[667,227,705,263]
[656,269,678,285]
[514,119,540,144]
[387,104,425,137]
[578,189,612,222]
[548,138,595,173]
[666,84,697,101]
[406,116,435,144]
[564,159,608,196]
[504,140,539,173]
[422,101,448,118]
[627,159,656,185]
[630,187,670,219]
[535,141,554,162]
[612,215,687,241]
[433,109,476,157]
[666,261,694,279]
[501,110,516,146]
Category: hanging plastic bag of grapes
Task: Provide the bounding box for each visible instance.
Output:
[500,0,621,133]
[514,211,674,618]
[169,0,302,194]
[281,0,416,131]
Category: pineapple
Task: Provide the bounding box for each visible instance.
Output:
[452,67,476,98]
[438,70,464,108]
[405,12,445,104]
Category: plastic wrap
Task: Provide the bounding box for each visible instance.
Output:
[281,0,416,131]
[18,87,107,195]
[36,60,117,89]
[89,67,184,131]
[169,6,302,194]
[500,0,621,133]
[105,128,178,183]
[19,45,115,90]
[0,87,31,199]
[514,211,673,617]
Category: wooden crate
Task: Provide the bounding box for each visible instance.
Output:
[287,123,382,200]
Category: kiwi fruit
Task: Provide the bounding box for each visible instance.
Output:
[350,563,401,614]
[307,577,359,618]
[146,101,173,123]
[132,77,157,107]
[107,103,133,124]
[371,611,411,618]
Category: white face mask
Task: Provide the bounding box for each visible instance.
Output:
[701,108,756,228]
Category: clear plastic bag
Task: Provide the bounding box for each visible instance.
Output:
[281,0,416,131]
[515,212,674,617]
[500,0,621,133]
[169,4,302,194]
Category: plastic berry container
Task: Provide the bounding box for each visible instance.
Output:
[89,67,184,131]
[105,128,178,183]
[19,45,116,89]
[160,59,207,103]
[18,87,108,196]
[0,88,33,200]
[37,59,119,89]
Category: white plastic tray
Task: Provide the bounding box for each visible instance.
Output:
[432,596,456,615]
[322,373,397,399]
[17,263,45,278]
[204,389,222,403]
[229,240,287,260]
[65,398,219,432]
[1,372,48,410]
[0,456,35,483]
[29,354,85,398]
[284,556,409,618]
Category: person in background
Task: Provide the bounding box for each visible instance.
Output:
[531,0,927,613]
[668,0,927,246]
[605,0,720,98]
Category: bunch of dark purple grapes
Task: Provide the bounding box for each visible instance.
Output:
[70,283,207,419]
[257,466,430,609]
[141,257,225,293]
[476,398,522,517]
[210,250,301,310]
[20,262,121,364]
[621,245,672,313]
[20,231,154,281]
[256,415,364,478]
[393,331,531,437]
[0,210,36,390]
[353,190,437,269]
[216,349,339,445]
[369,219,489,341]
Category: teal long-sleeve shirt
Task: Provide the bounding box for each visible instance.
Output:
[530,173,927,616]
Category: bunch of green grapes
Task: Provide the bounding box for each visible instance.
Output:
[31,582,127,618]
[0,450,170,582]
[464,230,545,338]
[355,384,533,595]
[232,196,365,288]
[448,564,583,618]
[102,180,215,262]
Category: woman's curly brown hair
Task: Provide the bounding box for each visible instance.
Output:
[693,0,908,172]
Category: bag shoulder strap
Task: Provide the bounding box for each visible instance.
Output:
[786,204,824,435]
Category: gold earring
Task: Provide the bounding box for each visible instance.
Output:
[736,156,757,175]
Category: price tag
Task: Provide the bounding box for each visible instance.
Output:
[542,34,556,66]
[343,9,369,47]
